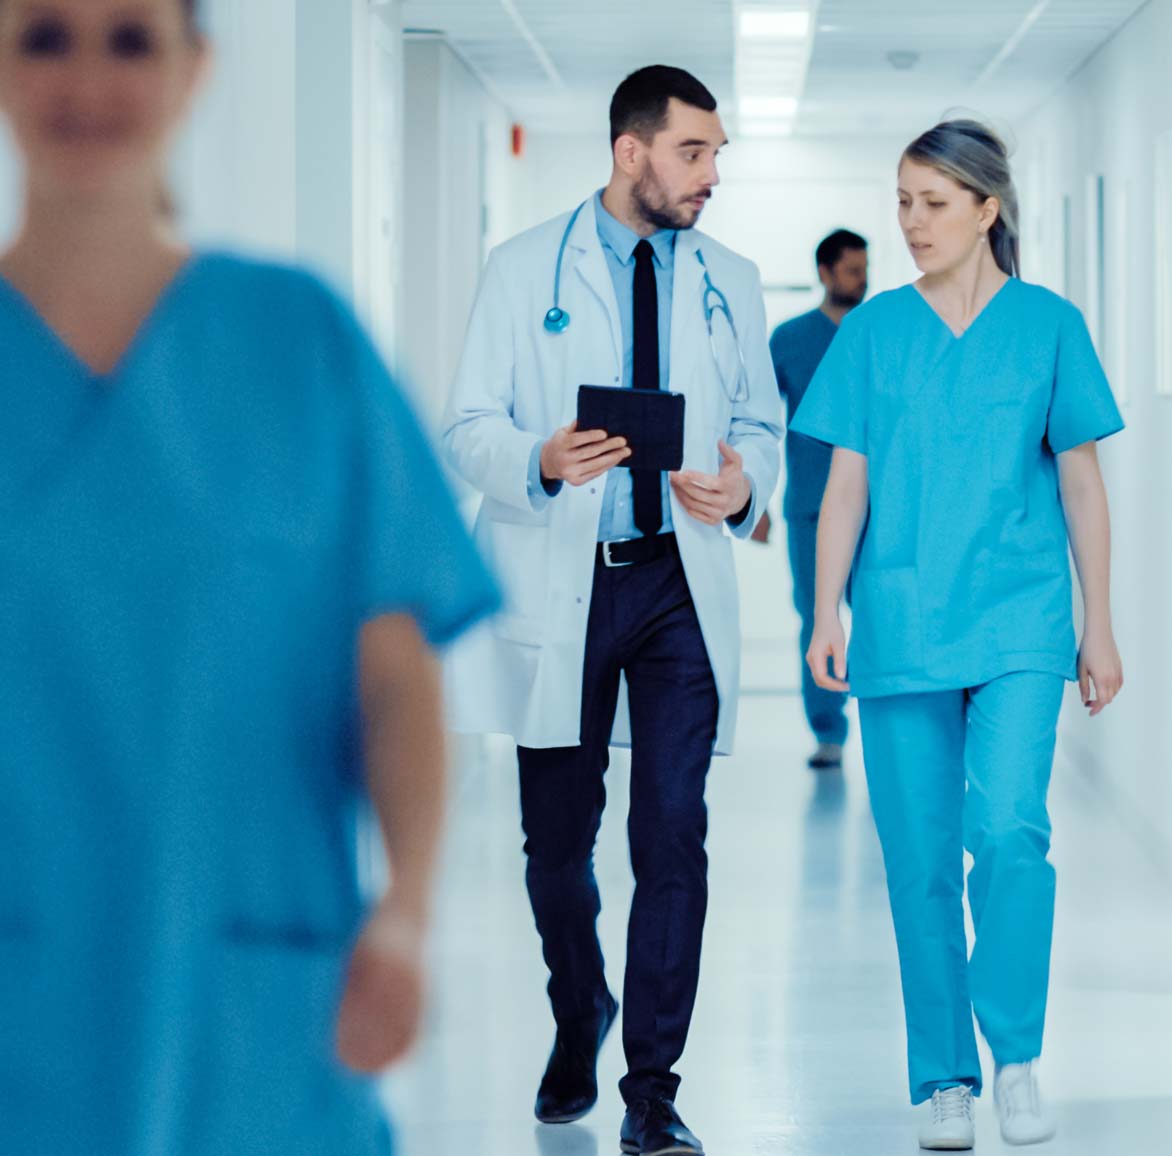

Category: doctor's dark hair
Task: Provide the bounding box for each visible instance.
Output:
[902,119,1021,277]
[816,229,868,271]
[609,66,717,147]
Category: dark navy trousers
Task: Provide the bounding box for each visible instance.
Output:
[518,544,719,1105]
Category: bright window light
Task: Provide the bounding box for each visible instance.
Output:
[739,10,810,39]
[739,95,798,119]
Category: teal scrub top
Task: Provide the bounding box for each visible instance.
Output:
[0,253,500,1156]
[770,307,839,519]
[790,278,1124,699]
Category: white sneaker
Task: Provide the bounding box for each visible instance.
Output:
[995,1061,1057,1145]
[918,1086,975,1150]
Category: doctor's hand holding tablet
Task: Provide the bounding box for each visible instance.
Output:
[570,380,752,523]
[539,421,631,485]
[552,417,752,524]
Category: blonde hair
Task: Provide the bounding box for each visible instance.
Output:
[903,118,1020,277]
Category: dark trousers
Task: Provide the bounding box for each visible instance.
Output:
[518,545,719,1105]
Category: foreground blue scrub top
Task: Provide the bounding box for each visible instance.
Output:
[770,307,839,519]
[790,279,1124,698]
[0,253,499,1155]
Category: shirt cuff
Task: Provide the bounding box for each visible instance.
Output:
[726,488,753,528]
[527,440,563,508]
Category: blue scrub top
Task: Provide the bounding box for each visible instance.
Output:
[770,307,839,519]
[790,278,1124,698]
[0,253,500,1155]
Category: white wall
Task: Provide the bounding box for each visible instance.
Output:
[173,0,297,258]
[0,124,20,244]
[1015,0,1172,866]
[399,37,522,424]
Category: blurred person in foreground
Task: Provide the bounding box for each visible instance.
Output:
[0,2,498,1153]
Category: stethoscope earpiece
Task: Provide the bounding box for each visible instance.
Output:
[544,307,570,334]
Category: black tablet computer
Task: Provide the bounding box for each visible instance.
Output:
[577,385,686,472]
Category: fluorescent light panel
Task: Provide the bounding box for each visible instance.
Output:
[740,9,810,39]
[735,5,813,136]
[739,95,798,119]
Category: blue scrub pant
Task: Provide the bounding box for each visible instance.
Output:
[786,513,848,745]
[857,672,1064,1104]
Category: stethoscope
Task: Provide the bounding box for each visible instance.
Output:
[543,201,749,404]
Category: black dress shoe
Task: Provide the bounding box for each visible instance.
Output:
[620,1099,704,1155]
[534,994,619,1124]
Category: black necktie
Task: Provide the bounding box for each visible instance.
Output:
[632,239,662,538]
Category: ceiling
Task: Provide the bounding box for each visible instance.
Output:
[400,0,1151,137]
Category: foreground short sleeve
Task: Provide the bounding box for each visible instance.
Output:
[337,307,501,647]
[1046,303,1125,455]
[788,310,868,455]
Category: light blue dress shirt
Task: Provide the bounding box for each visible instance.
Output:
[527,191,675,540]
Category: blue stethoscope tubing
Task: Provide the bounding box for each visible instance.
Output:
[543,201,749,403]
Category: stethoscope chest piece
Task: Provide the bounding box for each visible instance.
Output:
[544,307,570,334]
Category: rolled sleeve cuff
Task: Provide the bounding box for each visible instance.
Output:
[726,481,756,536]
[527,440,563,508]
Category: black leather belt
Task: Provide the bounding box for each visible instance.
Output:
[595,533,678,569]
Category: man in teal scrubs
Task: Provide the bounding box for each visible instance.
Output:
[760,229,868,768]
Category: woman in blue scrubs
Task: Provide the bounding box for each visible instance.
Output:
[0,2,497,1154]
[791,120,1124,1151]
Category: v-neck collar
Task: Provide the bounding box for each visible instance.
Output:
[0,251,206,385]
[910,276,1014,341]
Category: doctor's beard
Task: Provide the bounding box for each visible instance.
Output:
[632,164,709,232]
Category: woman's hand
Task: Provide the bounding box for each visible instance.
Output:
[335,896,427,1073]
[807,611,850,692]
[1078,624,1123,716]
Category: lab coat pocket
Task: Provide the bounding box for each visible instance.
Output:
[851,566,924,676]
[478,516,549,645]
[479,495,551,527]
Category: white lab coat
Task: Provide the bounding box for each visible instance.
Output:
[441,196,782,755]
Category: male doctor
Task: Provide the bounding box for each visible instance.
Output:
[442,65,781,1156]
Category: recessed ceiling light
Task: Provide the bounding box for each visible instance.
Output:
[739,95,799,119]
[739,10,811,40]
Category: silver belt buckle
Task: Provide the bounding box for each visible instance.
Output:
[601,538,636,568]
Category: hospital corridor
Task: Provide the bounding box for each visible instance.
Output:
[390,641,1172,1155]
[1,1,1171,1154]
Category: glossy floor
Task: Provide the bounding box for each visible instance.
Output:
[387,682,1172,1155]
